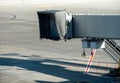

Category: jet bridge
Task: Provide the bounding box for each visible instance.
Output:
[37,10,120,74]
[37,10,120,49]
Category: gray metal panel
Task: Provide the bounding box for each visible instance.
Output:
[73,15,120,39]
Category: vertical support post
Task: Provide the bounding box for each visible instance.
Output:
[81,48,86,57]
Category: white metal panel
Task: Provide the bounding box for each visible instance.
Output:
[54,11,66,39]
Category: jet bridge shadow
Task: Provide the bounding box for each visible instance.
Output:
[0,53,117,83]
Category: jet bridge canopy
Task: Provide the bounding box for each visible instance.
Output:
[37,10,72,40]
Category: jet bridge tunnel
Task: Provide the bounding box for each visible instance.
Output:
[37,10,120,49]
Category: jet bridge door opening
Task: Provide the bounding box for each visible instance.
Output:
[38,14,50,39]
[37,12,60,40]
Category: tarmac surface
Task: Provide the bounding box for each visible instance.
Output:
[0,1,120,83]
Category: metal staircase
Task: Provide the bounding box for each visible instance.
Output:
[105,39,120,62]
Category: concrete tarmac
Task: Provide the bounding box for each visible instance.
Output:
[0,1,120,83]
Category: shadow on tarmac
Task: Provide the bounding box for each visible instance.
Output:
[0,53,118,83]
[35,80,91,83]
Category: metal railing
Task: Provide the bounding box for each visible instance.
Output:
[104,39,120,62]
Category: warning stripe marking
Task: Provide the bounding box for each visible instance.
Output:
[85,49,96,73]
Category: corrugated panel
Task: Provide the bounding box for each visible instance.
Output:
[73,15,120,39]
